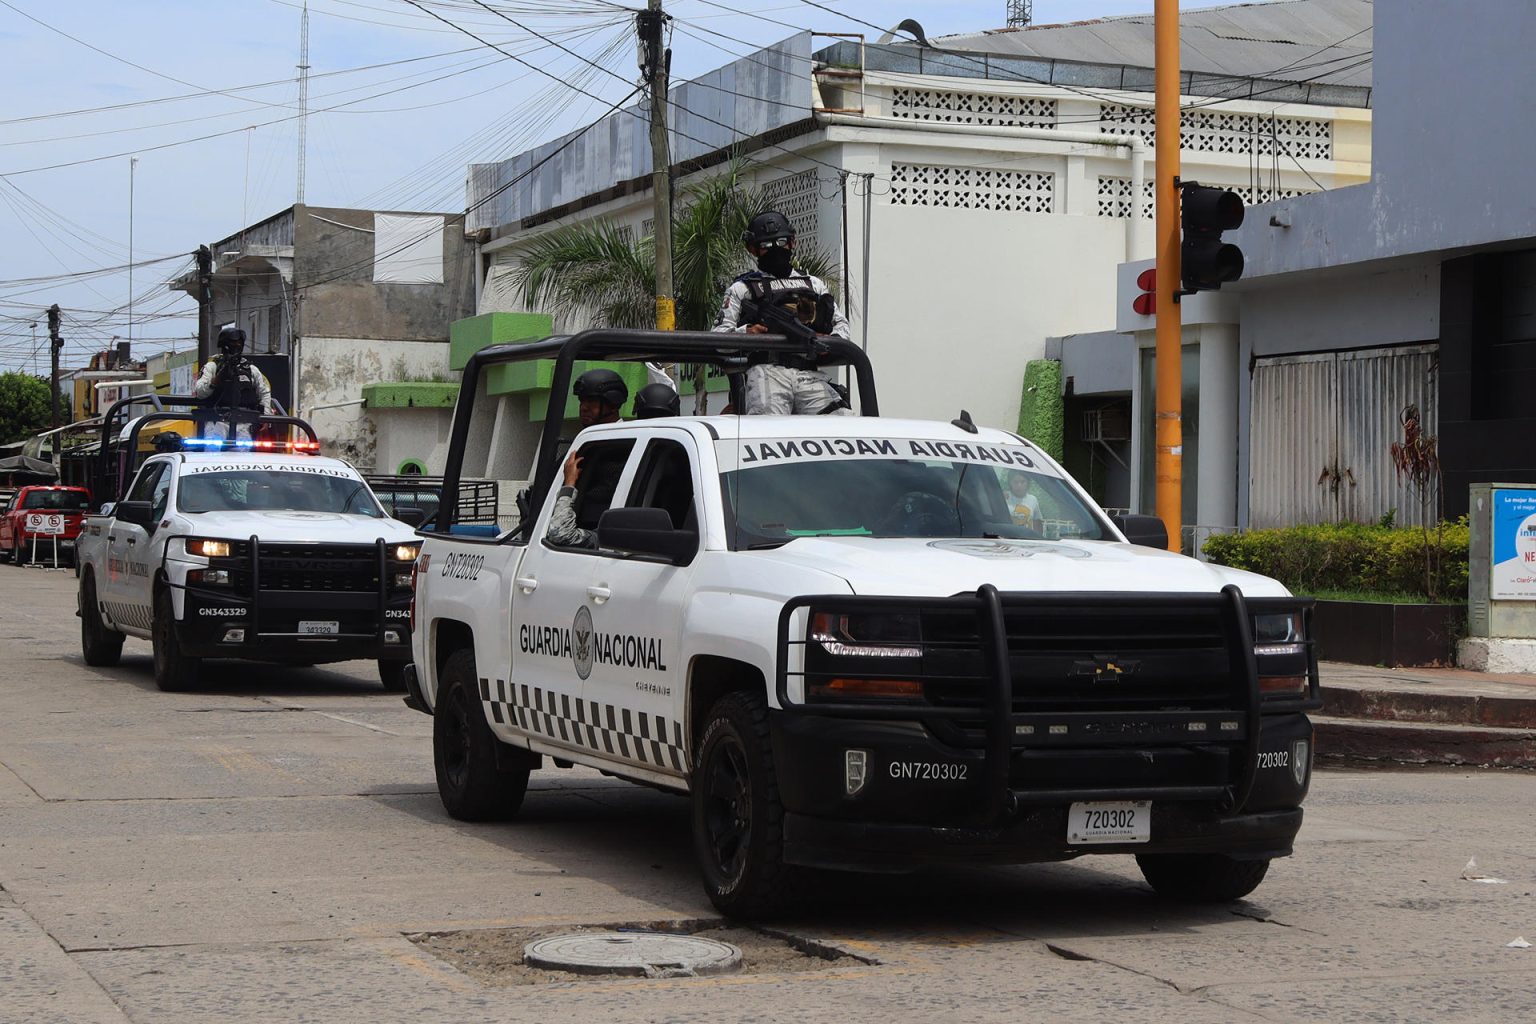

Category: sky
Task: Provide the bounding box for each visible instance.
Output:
[0,0,1193,373]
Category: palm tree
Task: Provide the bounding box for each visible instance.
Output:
[510,163,840,335]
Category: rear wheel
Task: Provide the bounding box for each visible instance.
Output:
[691,691,805,918]
[377,659,409,692]
[79,574,125,667]
[13,541,27,566]
[432,649,531,821]
[152,589,200,692]
[1137,853,1271,902]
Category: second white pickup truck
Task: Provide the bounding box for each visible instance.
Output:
[77,440,420,691]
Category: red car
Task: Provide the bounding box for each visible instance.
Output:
[0,485,92,565]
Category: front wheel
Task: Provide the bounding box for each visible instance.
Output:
[432,649,531,821]
[79,574,124,667]
[1136,853,1271,902]
[377,659,409,692]
[691,691,804,918]
[152,589,200,692]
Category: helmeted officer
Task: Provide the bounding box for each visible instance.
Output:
[713,211,851,415]
[193,325,273,439]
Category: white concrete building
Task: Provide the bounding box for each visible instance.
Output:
[466,0,1372,511]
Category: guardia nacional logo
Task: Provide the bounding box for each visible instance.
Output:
[572,605,594,680]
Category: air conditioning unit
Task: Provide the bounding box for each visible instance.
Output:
[1082,406,1131,443]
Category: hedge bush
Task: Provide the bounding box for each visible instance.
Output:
[1201,520,1469,601]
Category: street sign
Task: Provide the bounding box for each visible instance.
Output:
[24,513,65,535]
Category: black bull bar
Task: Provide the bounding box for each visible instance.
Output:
[775,584,1274,826]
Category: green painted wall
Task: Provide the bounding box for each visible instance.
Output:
[362,382,458,409]
[449,311,725,421]
[449,312,553,370]
[1018,359,1064,462]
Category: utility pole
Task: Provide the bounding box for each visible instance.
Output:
[638,1,674,333]
[128,155,138,355]
[1153,0,1182,551]
[46,304,62,432]
[195,245,214,365]
[296,1,310,204]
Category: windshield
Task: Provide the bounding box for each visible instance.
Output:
[718,437,1107,550]
[20,490,89,511]
[177,469,383,516]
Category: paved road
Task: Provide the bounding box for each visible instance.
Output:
[2,565,1533,1023]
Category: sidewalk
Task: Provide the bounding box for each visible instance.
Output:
[1315,661,1536,768]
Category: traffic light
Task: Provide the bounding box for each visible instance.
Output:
[1180,183,1244,292]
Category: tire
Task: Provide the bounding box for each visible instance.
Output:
[378,659,409,692]
[432,649,531,821]
[1137,853,1271,903]
[13,542,27,567]
[79,574,125,667]
[151,588,200,692]
[691,691,805,918]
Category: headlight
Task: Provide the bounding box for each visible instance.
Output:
[1253,610,1308,696]
[810,611,922,658]
[186,538,232,558]
[391,543,421,562]
[1253,611,1304,655]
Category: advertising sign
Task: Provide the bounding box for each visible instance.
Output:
[1491,489,1536,600]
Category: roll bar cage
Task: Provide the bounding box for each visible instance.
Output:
[94,394,319,507]
[434,329,879,533]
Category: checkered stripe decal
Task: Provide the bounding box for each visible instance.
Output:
[480,678,688,774]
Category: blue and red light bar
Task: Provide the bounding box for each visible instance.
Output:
[182,438,321,454]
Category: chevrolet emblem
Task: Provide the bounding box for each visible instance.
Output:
[1071,656,1141,681]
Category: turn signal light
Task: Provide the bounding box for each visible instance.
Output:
[809,678,923,700]
[1259,674,1307,696]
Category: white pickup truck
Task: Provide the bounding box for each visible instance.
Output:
[406,331,1320,917]
[76,438,420,692]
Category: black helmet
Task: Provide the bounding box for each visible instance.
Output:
[217,325,246,356]
[634,382,680,419]
[742,210,795,246]
[153,431,184,453]
[572,368,628,409]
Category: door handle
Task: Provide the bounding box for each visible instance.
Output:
[514,575,538,593]
[126,537,137,545]
[586,584,612,603]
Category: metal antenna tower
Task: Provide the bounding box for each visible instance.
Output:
[296,1,310,204]
[1006,0,1032,28]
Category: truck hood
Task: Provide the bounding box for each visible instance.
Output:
[746,537,1290,598]
[173,511,416,545]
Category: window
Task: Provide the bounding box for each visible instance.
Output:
[626,438,697,531]
[19,489,89,511]
[126,463,167,505]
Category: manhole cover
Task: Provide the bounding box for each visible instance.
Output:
[524,931,742,977]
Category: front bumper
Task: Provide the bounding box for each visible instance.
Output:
[772,710,1312,870]
[177,583,411,663]
[784,808,1304,871]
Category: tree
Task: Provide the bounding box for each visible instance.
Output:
[508,163,841,409]
[0,372,54,444]
[1389,403,1444,599]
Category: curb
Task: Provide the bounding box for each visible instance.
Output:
[1314,715,1536,769]
[1320,685,1536,730]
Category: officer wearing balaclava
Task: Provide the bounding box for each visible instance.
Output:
[712,211,851,416]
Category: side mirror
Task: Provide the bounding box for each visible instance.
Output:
[393,506,428,527]
[1110,513,1169,550]
[597,507,697,565]
[114,500,155,528]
